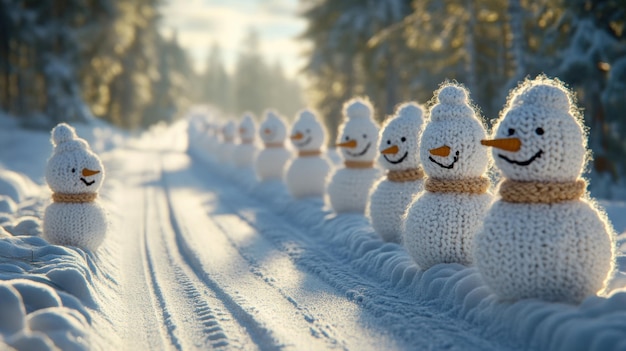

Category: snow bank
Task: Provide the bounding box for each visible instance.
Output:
[192,143,626,351]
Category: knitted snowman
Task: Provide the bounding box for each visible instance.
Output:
[284,109,332,198]
[402,84,492,269]
[217,121,237,165]
[255,110,292,181]
[366,102,426,243]
[43,123,107,250]
[233,113,258,168]
[475,77,615,304]
[326,97,382,213]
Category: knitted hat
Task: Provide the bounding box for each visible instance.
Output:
[336,97,380,162]
[45,123,104,195]
[222,121,237,142]
[379,102,425,171]
[420,84,489,180]
[239,113,257,143]
[260,110,287,144]
[290,109,326,151]
[484,77,586,182]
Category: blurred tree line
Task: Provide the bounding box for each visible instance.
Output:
[301,0,626,182]
[0,0,192,129]
[196,29,305,121]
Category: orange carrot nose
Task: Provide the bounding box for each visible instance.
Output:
[291,132,303,140]
[264,128,271,134]
[481,138,521,152]
[430,145,451,157]
[381,145,399,155]
[82,168,100,177]
[336,139,357,148]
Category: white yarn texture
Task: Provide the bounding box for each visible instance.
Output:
[474,77,615,304]
[233,113,258,167]
[285,109,331,198]
[403,84,492,269]
[43,123,107,250]
[327,97,381,213]
[366,102,426,243]
[255,111,292,181]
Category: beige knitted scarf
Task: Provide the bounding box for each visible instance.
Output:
[299,150,321,157]
[388,168,424,183]
[499,179,586,204]
[264,142,284,148]
[241,139,254,144]
[52,192,97,203]
[345,160,374,169]
[425,176,490,194]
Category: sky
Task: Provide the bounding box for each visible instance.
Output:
[160,0,308,79]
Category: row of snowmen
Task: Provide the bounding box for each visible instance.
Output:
[191,76,616,305]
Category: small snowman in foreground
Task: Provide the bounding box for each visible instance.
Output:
[326,98,381,213]
[43,123,107,250]
[284,109,332,198]
[217,121,237,165]
[255,110,292,181]
[233,113,258,168]
[366,102,426,243]
[475,77,615,304]
[403,84,492,269]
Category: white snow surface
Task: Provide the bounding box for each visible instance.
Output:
[0,113,624,350]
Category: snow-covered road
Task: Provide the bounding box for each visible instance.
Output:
[106,125,519,350]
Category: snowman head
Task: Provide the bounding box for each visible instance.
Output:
[260,110,287,144]
[222,121,237,142]
[239,113,257,143]
[45,123,104,194]
[379,102,426,171]
[482,77,586,182]
[336,97,379,162]
[290,109,326,151]
[420,84,489,180]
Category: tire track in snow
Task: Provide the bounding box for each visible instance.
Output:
[142,159,259,350]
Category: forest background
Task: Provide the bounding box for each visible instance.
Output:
[1,0,625,191]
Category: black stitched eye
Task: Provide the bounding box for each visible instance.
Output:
[508,128,515,136]
[387,140,391,145]
[363,134,367,139]
[345,136,349,141]
[71,168,75,173]
[306,129,310,133]
[536,127,544,135]
[401,137,406,142]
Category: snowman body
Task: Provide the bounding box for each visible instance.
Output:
[404,192,491,268]
[475,200,613,302]
[326,98,380,213]
[43,123,107,251]
[327,168,381,213]
[402,84,492,269]
[285,109,331,198]
[217,143,236,165]
[256,148,291,181]
[233,114,258,168]
[233,144,258,168]
[367,179,422,243]
[366,102,426,243]
[44,202,107,249]
[475,78,615,303]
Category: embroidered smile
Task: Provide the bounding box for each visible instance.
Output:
[499,149,543,166]
[384,151,408,164]
[429,150,460,169]
[80,178,95,186]
[346,142,371,157]
[295,136,312,147]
